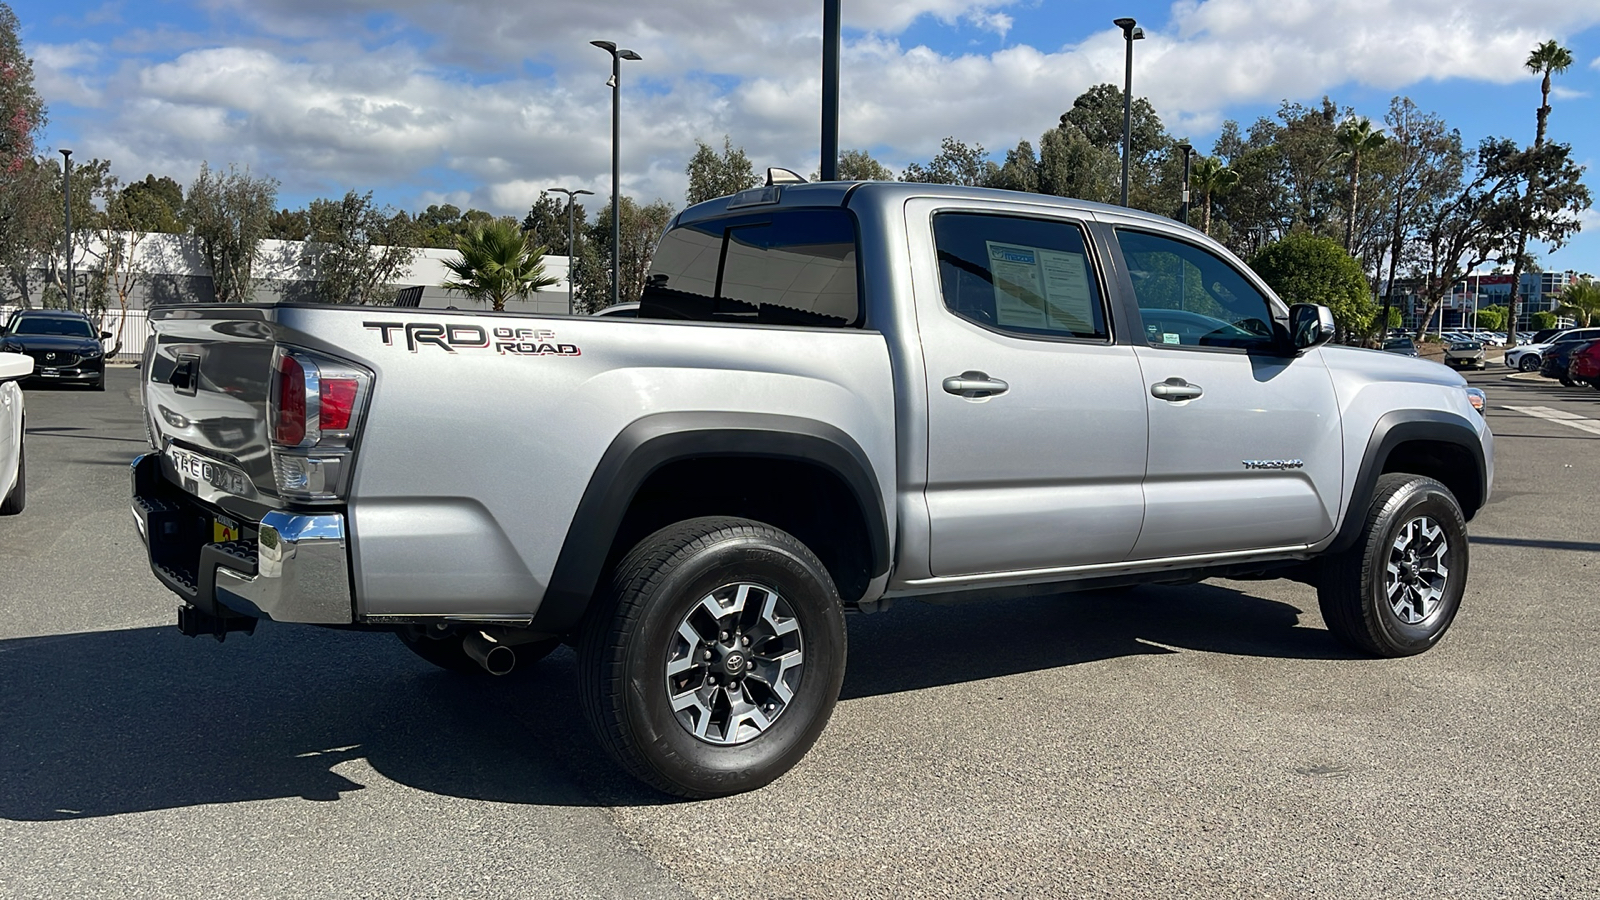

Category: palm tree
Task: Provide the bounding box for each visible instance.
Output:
[441,219,558,312]
[1189,156,1238,236]
[1557,279,1600,327]
[1507,40,1575,339]
[1332,117,1386,253]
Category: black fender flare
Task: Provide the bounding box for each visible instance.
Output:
[1327,409,1488,554]
[531,411,890,633]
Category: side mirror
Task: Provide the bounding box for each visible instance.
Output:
[101,331,113,340]
[0,351,35,382]
[1288,304,1335,353]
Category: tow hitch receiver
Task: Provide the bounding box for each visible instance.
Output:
[177,603,258,642]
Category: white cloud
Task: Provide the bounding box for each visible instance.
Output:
[50,0,1600,217]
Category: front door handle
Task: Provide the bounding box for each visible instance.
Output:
[942,371,1009,399]
[1150,377,1203,401]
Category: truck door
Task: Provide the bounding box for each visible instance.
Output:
[1106,226,1342,559]
[907,201,1150,578]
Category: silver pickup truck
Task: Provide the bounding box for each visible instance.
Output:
[133,181,1492,797]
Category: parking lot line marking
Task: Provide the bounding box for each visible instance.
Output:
[1502,405,1600,435]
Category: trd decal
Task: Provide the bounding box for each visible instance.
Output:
[365,321,581,356]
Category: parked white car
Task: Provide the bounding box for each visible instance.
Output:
[0,351,31,514]
[1505,326,1600,372]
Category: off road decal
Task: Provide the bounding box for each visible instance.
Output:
[364,321,581,357]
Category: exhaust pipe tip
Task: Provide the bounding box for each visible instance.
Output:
[462,630,515,676]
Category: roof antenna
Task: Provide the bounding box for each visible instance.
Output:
[765,168,808,186]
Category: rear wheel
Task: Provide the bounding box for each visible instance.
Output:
[578,517,847,798]
[1318,474,1467,657]
[1,433,24,516]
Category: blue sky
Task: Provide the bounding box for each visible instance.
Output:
[19,0,1600,273]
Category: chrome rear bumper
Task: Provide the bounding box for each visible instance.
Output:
[131,452,354,625]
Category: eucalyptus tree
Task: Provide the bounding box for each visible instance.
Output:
[1507,39,1576,336]
[186,162,279,303]
[685,136,758,204]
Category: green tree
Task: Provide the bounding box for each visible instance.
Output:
[0,1,50,306]
[1507,39,1576,336]
[1530,310,1559,330]
[1038,124,1117,202]
[186,162,279,302]
[1556,279,1600,327]
[686,135,758,204]
[1476,305,1507,331]
[1375,98,1461,338]
[1189,156,1238,236]
[119,175,185,233]
[1249,233,1374,338]
[990,139,1039,194]
[309,191,419,305]
[1059,83,1178,212]
[1333,117,1387,252]
[836,149,893,181]
[900,137,996,186]
[441,218,557,311]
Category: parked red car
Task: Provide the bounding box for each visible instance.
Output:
[1570,340,1600,389]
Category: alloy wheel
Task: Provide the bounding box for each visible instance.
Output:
[1385,516,1450,625]
[664,582,805,745]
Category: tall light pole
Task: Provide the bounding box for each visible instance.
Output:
[1113,18,1144,208]
[591,40,642,309]
[820,0,841,180]
[60,149,75,310]
[548,186,593,314]
[1177,142,1193,225]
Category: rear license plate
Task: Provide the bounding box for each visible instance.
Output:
[214,513,240,543]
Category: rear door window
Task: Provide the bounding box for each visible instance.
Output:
[930,212,1109,341]
[641,208,861,327]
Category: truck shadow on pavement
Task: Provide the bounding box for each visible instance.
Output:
[0,583,1349,819]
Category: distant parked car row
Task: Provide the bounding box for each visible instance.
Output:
[1505,327,1600,381]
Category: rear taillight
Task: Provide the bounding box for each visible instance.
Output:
[272,353,308,446]
[319,378,359,431]
[267,346,373,502]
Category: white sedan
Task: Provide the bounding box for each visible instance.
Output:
[0,351,31,514]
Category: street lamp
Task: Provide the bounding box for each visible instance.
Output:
[591,40,642,309]
[60,149,74,310]
[548,186,593,314]
[1113,17,1144,208]
[1176,142,1193,225]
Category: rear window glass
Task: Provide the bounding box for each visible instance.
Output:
[640,209,861,327]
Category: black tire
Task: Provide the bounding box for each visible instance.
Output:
[1518,356,1539,372]
[1318,474,1468,657]
[578,517,846,798]
[396,626,558,675]
[1,431,24,516]
[91,378,105,392]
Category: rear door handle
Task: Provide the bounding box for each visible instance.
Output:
[942,371,1009,399]
[1150,377,1203,401]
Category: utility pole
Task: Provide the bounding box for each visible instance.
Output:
[1177,143,1193,225]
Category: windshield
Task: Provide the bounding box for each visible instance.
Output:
[11,318,94,338]
[1384,339,1415,350]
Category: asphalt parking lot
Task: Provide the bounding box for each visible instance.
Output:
[1,365,1597,899]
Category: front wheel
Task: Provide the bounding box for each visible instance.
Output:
[1317,474,1468,657]
[1518,355,1540,372]
[578,517,847,798]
